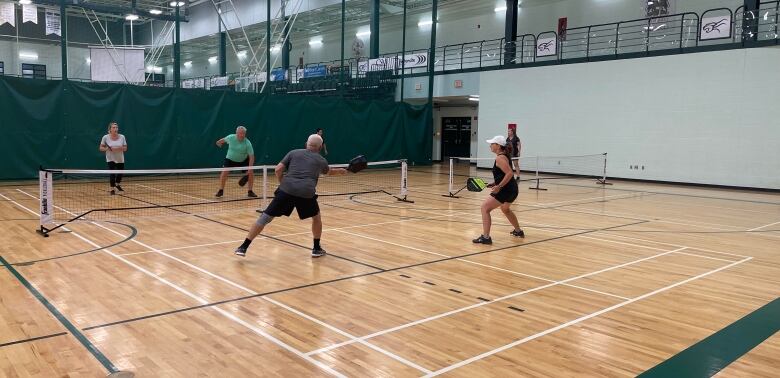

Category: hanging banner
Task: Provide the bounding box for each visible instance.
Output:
[700,15,732,40]
[270,68,287,82]
[45,10,60,36]
[210,76,228,87]
[182,79,194,89]
[39,170,54,226]
[0,3,15,28]
[536,37,557,57]
[23,4,38,24]
[303,65,327,78]
[357,53,428,73]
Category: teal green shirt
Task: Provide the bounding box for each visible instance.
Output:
[224,134,254,162]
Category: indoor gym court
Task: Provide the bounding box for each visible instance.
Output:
[1,0,779,377]
[0,162,778,377]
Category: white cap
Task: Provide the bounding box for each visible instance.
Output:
[486,135,507,146]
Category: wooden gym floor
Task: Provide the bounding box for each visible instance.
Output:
[0,164,778,377]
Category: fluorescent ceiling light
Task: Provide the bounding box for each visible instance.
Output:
[169,1,185,7]
[86,58,91,64]
[309,39,323,46]
[125,14,139,21]
[356,30,371,37]
[149,9,162,15]
[468,97,480,102]
[183,61,192,67]
[19,0,32,4]
[208,56,218,63]
[495,6,507,13]
[237,50,247,57]
[19,52,38,59]
[418,20,434,27]
[270,44,281,52]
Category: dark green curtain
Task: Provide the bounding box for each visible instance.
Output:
[0,76,431,179]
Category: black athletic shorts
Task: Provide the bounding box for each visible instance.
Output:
[264,188,320,220]
[490,180,519,204]
[223,157,250,168]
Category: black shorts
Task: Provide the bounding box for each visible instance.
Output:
[223,157,250,168]
[490,180,519,204]
[264,189,320,220]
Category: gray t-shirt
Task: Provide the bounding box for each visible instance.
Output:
[278,149,330,198]
[100,134,127,163]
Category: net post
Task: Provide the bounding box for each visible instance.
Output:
[528,156,547,191]
[442,157,460,198]
[37,169,55,237]
[396,160,413,203]
[597,152,612,185]
[262,167,268,208]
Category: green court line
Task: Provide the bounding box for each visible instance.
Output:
[0,255,118,374]
[638,297,780,378]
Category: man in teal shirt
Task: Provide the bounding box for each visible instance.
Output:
[216,126,257,198]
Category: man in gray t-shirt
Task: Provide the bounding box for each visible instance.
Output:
[234,134,348,258]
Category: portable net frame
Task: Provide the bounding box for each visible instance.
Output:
[444,153,609,197]
[37,159,410,236]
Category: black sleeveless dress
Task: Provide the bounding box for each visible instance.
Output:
[491,154,519,203]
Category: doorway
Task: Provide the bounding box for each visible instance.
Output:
[441,117,472,159]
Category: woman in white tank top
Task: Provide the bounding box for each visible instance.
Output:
[98,122,128,195]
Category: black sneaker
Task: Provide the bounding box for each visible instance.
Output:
[238,175,249,187]
[115,185,124,192]
[234,246,247,257]
[215,189,224,198]
[110,189,116,195]
[247,190,258,198]
[472,235,492,244]
[511,229,525,238]
[311,248,326,258]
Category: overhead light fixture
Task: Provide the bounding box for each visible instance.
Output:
[356,30,371,37]
[237,50,247,58]
[208,56,218,63]
[468,97,480,102]
[169,1,185,7]
[19,52,38,60]
[149,9,162,15]
[86,57,91,64]
[270,44,281,52]
[19,0,32,4]
[418,20,434,27]
[309,39,323,46]
[125,14,139,21]
[494,6,507,13]
[146,65,162,73]
[183,61,192,67]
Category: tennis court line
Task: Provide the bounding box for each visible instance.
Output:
[304,246,688,357]
[428,206,754,259]
[423,256,753,377]
[332,229,631,301]
[748,220,780,231]
[10,191,351,378]
[114,209,464,257]
[15,189,429,374]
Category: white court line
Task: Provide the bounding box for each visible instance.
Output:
[333,229,630,301]
[748,220,780,231]
[114,208,463,257]
[5,192,346,378]
[673,251,740,263]
[305,246,688,356]
[593,233,752,259]
[533,192,645,207]
[423,256,752,377]
[17,190,429,374]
